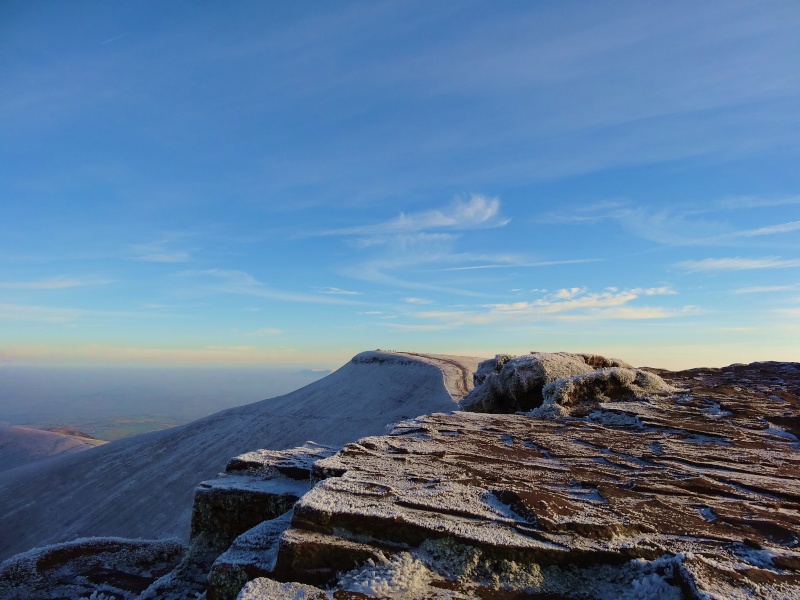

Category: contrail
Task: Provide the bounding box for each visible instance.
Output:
[101,33,129,45]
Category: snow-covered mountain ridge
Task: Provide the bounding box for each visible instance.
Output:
[2,352,799,599]
[0,351,483,562]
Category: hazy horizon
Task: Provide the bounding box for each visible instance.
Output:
[0,365,330,440]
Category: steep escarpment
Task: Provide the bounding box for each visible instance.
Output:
[0,351,476,561]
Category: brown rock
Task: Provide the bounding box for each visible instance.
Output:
[272,360,800,598]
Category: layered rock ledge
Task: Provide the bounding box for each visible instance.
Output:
[245,358,800,599]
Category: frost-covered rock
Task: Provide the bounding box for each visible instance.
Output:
[262,360,800,599]
[5,354,799,600]
[0,537,183,600]
[534,367,678,418]
[460,352,596,413]
[147,442,337,600]
[237,578,328,599]
[206,511,294,600]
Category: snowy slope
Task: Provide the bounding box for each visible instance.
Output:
[0,351,482,561]
[0,425,106,472]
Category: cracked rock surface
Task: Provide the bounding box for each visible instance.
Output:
[262,360,800,599]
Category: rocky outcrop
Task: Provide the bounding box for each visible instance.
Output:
[136,441,338,600]
[460,352,638,413]
[0,537,183,600]
[245,358,800,599]
[3,353,799,599]
[534,366,678,418]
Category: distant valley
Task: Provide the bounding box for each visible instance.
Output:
[0,366,331,440]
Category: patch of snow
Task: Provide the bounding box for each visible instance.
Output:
[697,507,717,522]
[567,484,607,504]
[588,409,644,429]
[763,424,800,442]
[730,542,777,569]
[699,402,733,418]
[197,473,310,496]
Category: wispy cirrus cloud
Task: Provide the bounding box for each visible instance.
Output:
[0,303,84,323]
[183,269,362,305]
[716,195,800,210]
[317,195,600,298]
[544,201,800,247]
[130,238,193,263]
[0,303,171,323]
[0,276,112,290]
[435,258,603,271]
[403,297,433,304]
[314,286,362,295]
[676,257,800,272]
[323,195,509,236]
[739,221,800,237]
[482,286,677,315]
[732,285,797,295]
[403,286,693,327]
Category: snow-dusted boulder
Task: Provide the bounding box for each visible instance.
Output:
[534,367,678,418]
[0,537,183,600]
[460,352,596,413]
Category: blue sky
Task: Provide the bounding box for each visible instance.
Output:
[1,0,799,369]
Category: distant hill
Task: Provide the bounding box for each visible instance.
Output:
[0,351,483,561]
[0,425,106,473]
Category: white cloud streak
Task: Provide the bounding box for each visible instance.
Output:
[739,221,800,237]
[130,239,193,263]
[436,258,603,271]
[323,195,509,236]
[184,269,363,305]
[314,286,362,295]
[732,285,797,294]
[0,277,112,290]
[482,286,677,315]
[545,202,800,247]
[0,303,171,323]
[403,286,691,327]
[676,257,800,272]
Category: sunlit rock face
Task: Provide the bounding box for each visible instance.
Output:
[251,359,800,599]
[143,442,339,600]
